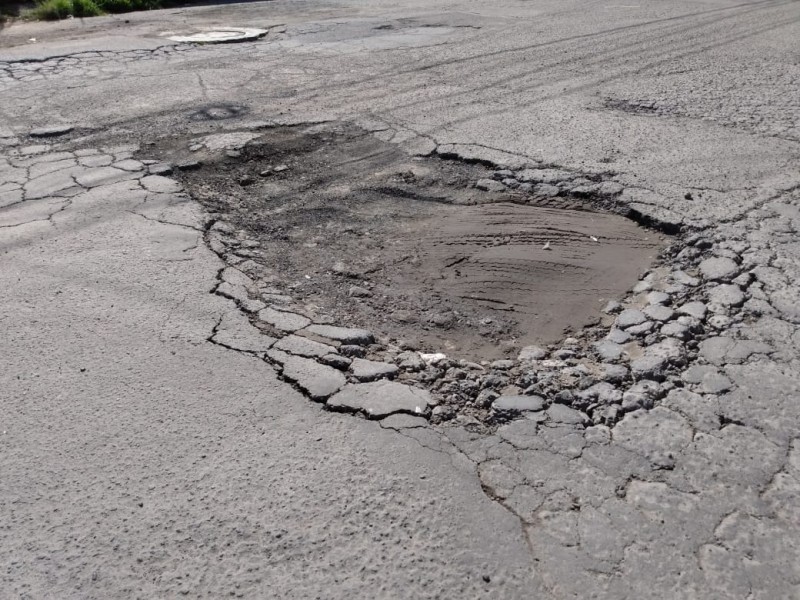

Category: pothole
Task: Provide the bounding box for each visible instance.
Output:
[148,123,665,362]
[163,27,268,44]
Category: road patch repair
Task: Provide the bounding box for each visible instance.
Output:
[122,121,751,429]
[163,27,269,44]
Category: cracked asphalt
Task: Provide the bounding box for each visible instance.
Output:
[1,0,799,598]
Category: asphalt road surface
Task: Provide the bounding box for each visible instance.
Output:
[1,0,799,598]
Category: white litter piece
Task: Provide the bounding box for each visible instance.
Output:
[542,241,552,250]
[420,353,447,365]
[165,27,268,44]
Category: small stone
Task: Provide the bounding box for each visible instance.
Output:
[632,281,652,293]
[261,293,293,306]
[391,310,417,324]
[571,183,600,197]
[660,322,691,340]
[631,340,682,379]
[380,414,428,429]
[177,160,201,171]
[601,364,628,383]
[350,358,399,382]
[596,181,624,196]
[492,395,545,413]
[699,257,739,282]
[476,178,506,192]
[140,175,182,194]
[676,315,700,328]
[546,404,590,426]
[647,338,684,360]
[113,159,145,172]
[491,360,515,370]
[518,168,575,183]
[518,345,547,361]
[327,381,432,418]
[396,351,424,371]
[30,125,73,138]
[643,304,675,322]
[215,281,250,304]
[221,266,256,290]
[677,301,707,320]
[319,354,352,370]
[211,311,276,353]
[579,382,622,404]
[534,183,560,197]
[553,389,574,404]
[594,404,620,423]
[664,283,686,295]
[592,340,624,362]
[701,371,733,394]
[257,307,310,332]
[616,309,647,329]
[274,334,336,358]
[78,154,113,168]
[269,351,346,400]
[239,175,255,186]
[240,298,266,313]
[630,355,668,380]
[626,321,655,336]
[74,166,132,188]
[646,291,671,306]
[628,379,663,398]
[606,328,631,344]
[339,345,366,358]
[584,424,611,444]
[148,163,173,176]
[681,364,719,384]
[432,405,456,419]
[707,315,732,330]
[474,389,499,408]
[19,145,48,155]
[602,300,622,314]
[621,391,650,412]
[672,270,700,286]
[305,325,374,345]
[348,285,372,298]
[707,284,746,307]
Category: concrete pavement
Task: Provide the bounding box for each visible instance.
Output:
[2,0,799,597]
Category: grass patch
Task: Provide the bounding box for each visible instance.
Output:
[1,1,24,24]
[30,0,161,19]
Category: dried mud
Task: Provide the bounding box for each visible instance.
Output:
[154,123,664,360]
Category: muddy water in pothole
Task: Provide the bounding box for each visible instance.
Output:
[154,123,664,360]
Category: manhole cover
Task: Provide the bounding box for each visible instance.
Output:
[152,124,665,360]
[165,27,267,44]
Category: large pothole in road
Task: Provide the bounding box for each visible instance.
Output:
[153,123,664,361]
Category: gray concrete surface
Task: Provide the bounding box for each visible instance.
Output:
[2,0,799,597]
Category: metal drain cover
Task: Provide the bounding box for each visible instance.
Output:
[166,27,268,44]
